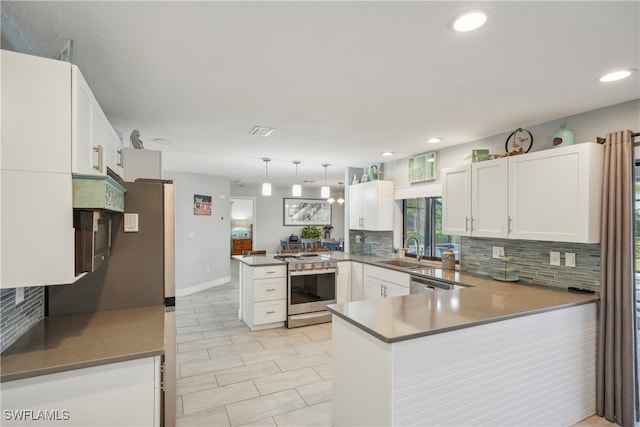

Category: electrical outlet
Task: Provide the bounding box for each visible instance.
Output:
[565,253,576,267]
[492,246,504,259]
[550,251,561,266]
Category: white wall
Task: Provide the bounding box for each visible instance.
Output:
[164,171,232,295]
[231,183,345,253]
[385,99,640,186]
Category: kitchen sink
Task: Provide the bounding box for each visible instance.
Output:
[378,259,425,269]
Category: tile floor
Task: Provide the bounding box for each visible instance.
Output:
[175,260,618,427]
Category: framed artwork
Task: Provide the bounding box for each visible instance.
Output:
[194,194,212,216]
[283,198,332,226]
[408,152,437,183]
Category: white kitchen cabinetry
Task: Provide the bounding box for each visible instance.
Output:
[442,158,508,238]
[363,265,409,300]
[442,143,603,243]
[241,264,287,331]
[1,356,161,426]
[123,148,163,181]
[350,262,364,302]
[1,50,75,288]
[508,143,603,243]
[349,180,394,231]
[336,261,352,304]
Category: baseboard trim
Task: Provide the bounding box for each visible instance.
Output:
[176,276,231,297]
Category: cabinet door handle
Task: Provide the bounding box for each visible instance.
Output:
[266,288,275,292]
[266,310,275,315]
[266,271,276,274]
[465,217,469,232]
[507,216,512,234]
[470,217,475,232]
[93,145,104,173]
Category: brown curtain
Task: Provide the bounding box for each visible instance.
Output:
[597,130,639,426]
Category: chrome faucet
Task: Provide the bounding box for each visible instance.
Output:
[403,236,422,262]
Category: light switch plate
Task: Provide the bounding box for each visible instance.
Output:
[124,213,139,232]
[550,251,561,266]
[492,246,505,259]
[565,252,576,267]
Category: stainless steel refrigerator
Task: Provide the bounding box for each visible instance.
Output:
[48,178,176,427]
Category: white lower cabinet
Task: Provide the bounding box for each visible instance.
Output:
[336,261,352,304]
[241,264,287,331]
[350,262,364,302]
[363,265,409,300]
[1,356,161,427]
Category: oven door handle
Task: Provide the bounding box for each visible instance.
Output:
[289,268,336,276]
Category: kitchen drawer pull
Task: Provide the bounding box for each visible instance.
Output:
[266,271,276,274]
[465,216,469,232]
[266,288,276,292]
[266,310,276,315]
[507,216,513,234]
[116,149,123,167]
[93,145,104,173]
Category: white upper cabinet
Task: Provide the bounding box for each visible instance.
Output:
[1,50,75,287]
[442,143,603,243]
[508,143,603,243]
[349,180,394,231]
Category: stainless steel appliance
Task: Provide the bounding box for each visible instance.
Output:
[274,253,337,328]
[73,210,112,275]
[49,178,176,427]
[409,275,467,293]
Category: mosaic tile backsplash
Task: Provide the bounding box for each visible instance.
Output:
[0,286,45,353]
[349,230,393,256]
[460,237,601,291]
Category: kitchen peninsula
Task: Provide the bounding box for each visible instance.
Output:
[328,269,599,427]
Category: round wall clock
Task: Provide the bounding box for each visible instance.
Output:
[504,128,533,155]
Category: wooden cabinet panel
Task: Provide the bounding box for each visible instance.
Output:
[231,238,253,255]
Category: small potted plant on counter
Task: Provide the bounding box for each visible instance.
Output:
[322,225,333,239]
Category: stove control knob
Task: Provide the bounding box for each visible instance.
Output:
[309,263,316,270]
[295,263,303,270]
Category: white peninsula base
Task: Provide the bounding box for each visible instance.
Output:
[332,303,597,426]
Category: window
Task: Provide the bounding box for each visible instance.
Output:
[403,197,460,261]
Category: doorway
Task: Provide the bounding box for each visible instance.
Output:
[230,198,255,256]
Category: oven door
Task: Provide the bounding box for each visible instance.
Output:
[288,269,336,316]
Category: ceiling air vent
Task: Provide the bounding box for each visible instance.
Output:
[249,126,275,137]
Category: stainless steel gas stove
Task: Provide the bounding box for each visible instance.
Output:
[274,253,338,328]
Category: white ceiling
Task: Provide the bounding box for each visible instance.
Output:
[2,1,639,188]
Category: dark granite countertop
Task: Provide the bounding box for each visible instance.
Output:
[0,305,165,382]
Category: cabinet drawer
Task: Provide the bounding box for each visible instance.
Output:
[253,265,286,280]
[233,240,252,249]
[254,278,286,302]
[253,300,286,325]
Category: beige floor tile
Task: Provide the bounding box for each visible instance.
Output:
[573,415,619,426]
[180,354,244,378]
[177,320,226,335]
[176,406,230,427]
[237,417,277,427]
[225,389,307,426]
[240,346,298,365]
[230,329,282,344]
[304,329,332,341]
[215,361,282,387]
[176,332,205,344]
[178,335,233,353]
[223,319,247,328]
[275,325,322,336]
[311,362,333,380]
[292,338,332,354]
[203,325,251,339]
[183,380,259,415]
[258,333,312,349]
[253,367,322,395]
[274,350,332,372]
[177,349,210,364]
[177,372,218,396]
[296,380,333,405]
[272,401,333,427]
[207,340,264,358]
[176,317,200,328]
[176,396,184,417]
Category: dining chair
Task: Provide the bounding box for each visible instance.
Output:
[301,239,320,250]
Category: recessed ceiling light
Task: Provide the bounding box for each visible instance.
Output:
[427,137,443,144]
[381,151,394,156]
[599,69,636,83]
[249,126,275,137]
[452,11,487,32]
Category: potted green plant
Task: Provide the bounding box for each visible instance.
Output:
[322,225,334,239]
[300,225,322,240]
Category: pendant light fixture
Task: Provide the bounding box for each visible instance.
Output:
[261,158,271,196]
[292,161,302,197]
[321,164,331,199]
[336,182,345,204]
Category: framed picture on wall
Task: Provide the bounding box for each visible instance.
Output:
[283,198,331,226]
[408,152,437,183]
[194,194,212,216]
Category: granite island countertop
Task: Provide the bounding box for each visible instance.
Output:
[0,305,165,382]
[328,268,599,343]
